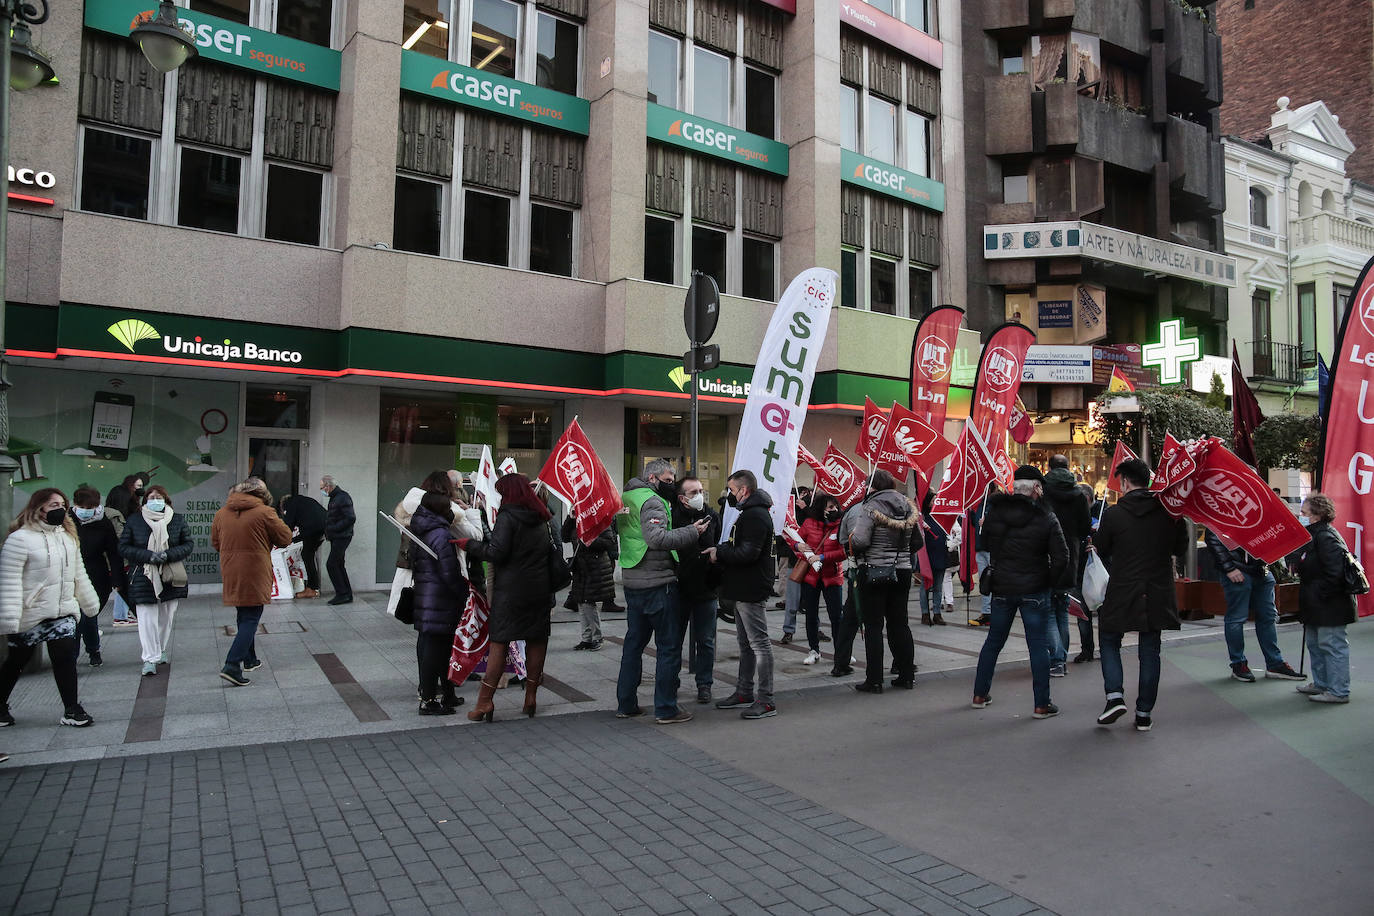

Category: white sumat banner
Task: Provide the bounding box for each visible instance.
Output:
[723,267,838,537]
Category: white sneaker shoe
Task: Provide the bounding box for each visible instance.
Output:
[803,650,821,665]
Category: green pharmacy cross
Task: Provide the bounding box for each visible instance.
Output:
[1142,318,1201,385]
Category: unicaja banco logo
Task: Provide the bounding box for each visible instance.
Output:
[106,318,305,365]
[108,319,159,353]
[668,367,690,391]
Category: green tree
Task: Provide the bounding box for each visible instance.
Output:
[1252,414,1322,472]
[1097,386,1232,459]
[1204,372,1226,410]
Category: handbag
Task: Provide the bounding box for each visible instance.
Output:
[1341,547,1370,596]
[1082,549,1110,610]
[394,586,416,625]
[978,566,995,596]
[862,564,899,586]
[788,559,809,583]
[547,524,573,592]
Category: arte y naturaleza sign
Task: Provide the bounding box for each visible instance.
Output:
[983,221,1237,288]
[840,149,944,212]
[400,50,590,136]
[85,1,341,91]
[646,103,789,176]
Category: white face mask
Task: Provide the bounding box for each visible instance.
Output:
[685,493,705,511]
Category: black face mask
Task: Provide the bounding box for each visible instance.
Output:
[725,491,739,508]
[825,510,840,521]
[653,479,677,500]
[45,508,67,526]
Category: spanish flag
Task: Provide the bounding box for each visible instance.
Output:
[1107,365,1136,393]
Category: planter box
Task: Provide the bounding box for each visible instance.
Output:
[1175,579,1300,619]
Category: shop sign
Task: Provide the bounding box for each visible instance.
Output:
[455,395,498,472]
[840,149,944,212]
[85,1,341,91]
[401,50,590,136]
[1074,283,1107,344]
[646,103,788,176]
[838,1,942,69]
[1190,354,1232,395]
[1142,318,1201,385]
[1022,345,1094,384]
[1092,343,1156,389]
[1037,299,1072,329]
[667,363,754,400]
[57,304,337,374]
[8,166,55,189]
[984,220,1237,288]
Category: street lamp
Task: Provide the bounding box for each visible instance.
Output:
[129,0,198,73]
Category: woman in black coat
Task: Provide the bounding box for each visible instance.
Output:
[563,515,615,650]
[118,485,194,678]
[1296,493,1356,704]
[409,492,470,715]
[457,474,554,721]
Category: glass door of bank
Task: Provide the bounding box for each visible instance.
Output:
[635,411,729,499]
[245,437,306,503]
[240,385,312,504]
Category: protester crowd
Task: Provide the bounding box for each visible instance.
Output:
[0,447,1359,766]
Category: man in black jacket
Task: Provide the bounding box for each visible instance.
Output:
[1042,455,1092,670]
[282,493,327,598]
[320,476,355,605]
[971,466,1068,719]
[673,476,722,705]
[1204,529,1305,683]
[705,470,777,719]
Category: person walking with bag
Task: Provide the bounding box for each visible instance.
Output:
[455,474,554,721]
[119,485,194,678]
[848,470,918,693]
[0,489,101,728]
[1295,493,1356,704]
[70,485,127,668]
[410,492,470,714]
[211,478,293,687]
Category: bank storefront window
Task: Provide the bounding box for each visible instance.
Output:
[375,390,559,581]
[76,34,336,246]
[401,0,582,94]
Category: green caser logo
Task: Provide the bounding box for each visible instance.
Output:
[108,319,160,353]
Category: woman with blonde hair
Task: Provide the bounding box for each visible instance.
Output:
[1296,493,1356,704]
[0,488,101,727]
[119,484,195,677]
[212,478,293,686]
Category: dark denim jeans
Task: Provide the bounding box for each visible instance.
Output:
[677,596,718,689]
[1221,570,1283,669]
[224,605,263,670]
[972,591,1052,708]
[1099,630,1162,714]
[616,583,682,719]
[1047,591,1071,666]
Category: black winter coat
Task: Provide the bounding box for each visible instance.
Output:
[74,513,126,601]
[325,487,355,539]
[467,505,554,642]
[981,492,1068,596]
[118,511,195,605]
[283,495,327,540]
[671,502,721,601]
[562,516,617,605]
[1297,521,1357,628]
[921,512,949,570]
[409,506,470,636]
[716,491,774,603]
[1042,468,1090,589]
[1093,488,1188,634]
[1204,530,1267,578]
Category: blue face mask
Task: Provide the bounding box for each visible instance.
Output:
[74,506,101,522]
[1299,514,1312,527]
[145,498,166,513]
[320,489,330,498]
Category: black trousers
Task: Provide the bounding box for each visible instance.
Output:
[416,633,457,703]
[831,577,861,672]
[326,537,352,598]
[859,569,915,683]
[0,635,79,709]
[299,535,323,590]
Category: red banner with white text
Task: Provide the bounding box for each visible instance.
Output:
[880,400,955,476]
[969,323,1036,449]
[910,305,965,430]
[798,441,867,509]
[931,423,998,532]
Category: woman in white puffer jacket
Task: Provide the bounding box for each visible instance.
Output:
[0,488,100,729]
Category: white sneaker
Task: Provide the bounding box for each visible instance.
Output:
[803,650,821,665]
[850,656,857,664]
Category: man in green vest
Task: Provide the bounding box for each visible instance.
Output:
[614,459,710,724]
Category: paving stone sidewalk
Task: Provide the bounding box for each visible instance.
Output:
[0,713,1052,916]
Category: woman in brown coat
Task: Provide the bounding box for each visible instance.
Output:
[211,478,292,686]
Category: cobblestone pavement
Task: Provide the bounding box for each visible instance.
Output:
[0,713,1053,916]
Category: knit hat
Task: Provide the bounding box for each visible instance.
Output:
[1012,464,1044,483]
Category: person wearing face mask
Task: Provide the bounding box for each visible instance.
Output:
[671,475,722,704]
[1295,493,1356,704]
[778,486,812,643]
[105,473,147,522]
[0,488,101,728]
[797,494,846,666]
[320,475,356,605]
[70,485,128,668]
[613,459,710,724]
[119,485,195,677]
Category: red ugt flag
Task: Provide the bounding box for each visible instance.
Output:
[910,305,965,430]
[1105,440,1140,493]
[856,397,912,482]
[969,323,1036,447]
[821,443,868,509]
[536,419,623,544]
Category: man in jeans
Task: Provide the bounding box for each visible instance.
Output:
[971,467,1068,719]
[706,470,778,720]
[1204,530,1305,683]
[672,476,721,705]
[614,460,709,724]
[1041,455,1091,674]
[1092,459,1189,732]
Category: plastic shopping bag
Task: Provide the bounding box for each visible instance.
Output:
[269,547,294,601]
[1082,549,1109,612]
[283,542,306,594]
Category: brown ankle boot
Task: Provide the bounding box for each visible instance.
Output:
[467,677,499,722]
[522,641,548,717]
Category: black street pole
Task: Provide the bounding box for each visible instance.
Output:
[688,273,698,477]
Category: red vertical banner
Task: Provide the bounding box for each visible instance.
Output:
[1319,253,1374,616]
[969,323,1037,449]
[910,305,965,429]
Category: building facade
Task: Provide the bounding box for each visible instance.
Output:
[960,0,1233,484]
[5,0,965,587]
[1223,98,1374,416]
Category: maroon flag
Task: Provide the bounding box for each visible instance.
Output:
[1008,398,1035,444]
[1318,253,1374,616]
[910,305,965,429]
[1231,342,1265,467]
[1105,441,1140,493]
[536,419,623,544]
[931,423,998,531]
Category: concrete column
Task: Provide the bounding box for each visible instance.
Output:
[310,384,381,590]
[564,397,626,490]
[581,0,650,283]
[936,0,967,310]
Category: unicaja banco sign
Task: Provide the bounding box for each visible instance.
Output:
[400,51,590,135]
[84,1,341,90]
[840,150,944,212]
[647,103,789,177]
[108,319,306,365]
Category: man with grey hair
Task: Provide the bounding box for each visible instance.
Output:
[970,465,1068,719]
[320,475,355,605]
[614,459,710,724]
